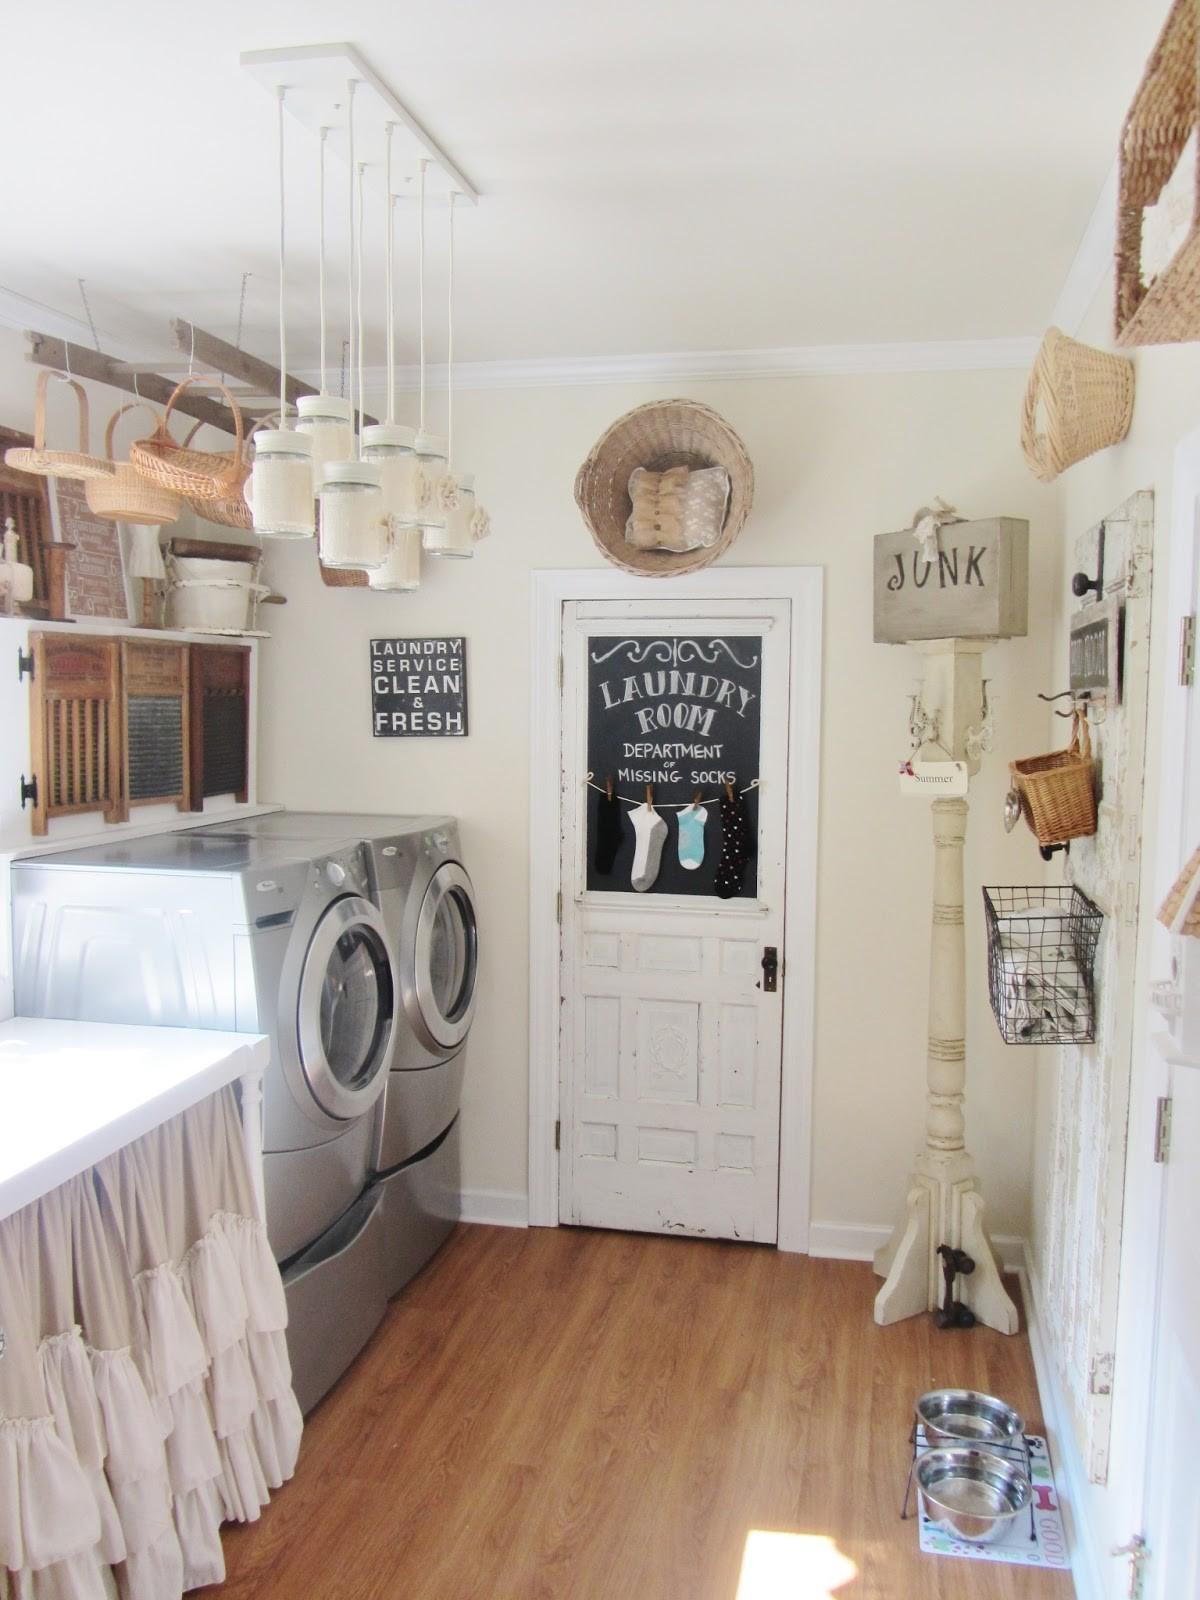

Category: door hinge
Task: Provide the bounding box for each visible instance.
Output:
[1154,1095,1173,1164]
[1111,1533,1148,1599]
[1180,613,1196,687]
[558,653,564,688]
[554,1119,561,1152]
[16,645,34,683]
[556,889,562,926]
[1090,1351,1115,1395]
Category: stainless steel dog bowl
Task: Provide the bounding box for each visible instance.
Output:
[915,1388,1025,1448]
[916,1447,1032,1544]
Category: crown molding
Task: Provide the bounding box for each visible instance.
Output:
[312,336,1040,399]
[1050,159,1118,336]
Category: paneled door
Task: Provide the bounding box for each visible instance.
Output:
[558,600,790,1242]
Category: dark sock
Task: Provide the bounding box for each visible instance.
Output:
[714,792,751,898]
[595,791,623,875]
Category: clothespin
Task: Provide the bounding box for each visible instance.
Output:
[645,784,654,811]
[606,775,614,801]
[693,789,702,807]
[725,780,735,801]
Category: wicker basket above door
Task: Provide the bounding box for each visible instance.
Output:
[574,399,754,576]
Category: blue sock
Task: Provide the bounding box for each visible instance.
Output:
[677,803,707,870]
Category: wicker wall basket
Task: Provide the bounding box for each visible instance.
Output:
[86,404,183,525]
[574,399,754,576]
[1011,712,1098,848]
[4,371,114,483]
[1115,0,1200,346]
[1020,328,1135,483]
[130,376,245,502]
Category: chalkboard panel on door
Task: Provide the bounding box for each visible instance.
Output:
[586,635,761,898]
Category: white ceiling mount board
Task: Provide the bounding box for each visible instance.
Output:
[240,43,478,204]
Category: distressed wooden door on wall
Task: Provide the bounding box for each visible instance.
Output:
[1037,491,1153,1485]
[558,600,790,1241]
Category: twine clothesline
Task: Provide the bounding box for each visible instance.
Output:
[585,773,761,811]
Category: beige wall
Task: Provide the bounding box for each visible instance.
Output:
[1029,280,1198,1593]
[254,365,1059,1237]
[0,324,1062,1238]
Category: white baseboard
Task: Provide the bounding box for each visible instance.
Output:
[459,1188,529,1228]
[1019,1249,1102,1600]
[807,1219,1026,1274]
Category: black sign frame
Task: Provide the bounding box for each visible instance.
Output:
[370,636,468,738]
[585,633,762,899]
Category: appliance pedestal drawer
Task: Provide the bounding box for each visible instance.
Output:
[374,1114,461,1299]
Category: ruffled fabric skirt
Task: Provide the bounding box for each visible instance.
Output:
[1,1086,302,1598]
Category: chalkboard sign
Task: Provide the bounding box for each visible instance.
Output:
[586,635,761,898]
[371,637,468,737]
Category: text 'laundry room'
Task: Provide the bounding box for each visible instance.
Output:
[1,6,1199,1598]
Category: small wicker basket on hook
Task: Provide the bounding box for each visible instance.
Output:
[574,398,754,576]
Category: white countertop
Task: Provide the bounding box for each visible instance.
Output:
[0,1017,270,1222]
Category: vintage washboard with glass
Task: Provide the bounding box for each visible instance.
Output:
[122,639,189,811]
[188,643,250,809]
[27,632,126,835]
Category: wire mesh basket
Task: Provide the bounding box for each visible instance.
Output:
[983,886,1103,1045]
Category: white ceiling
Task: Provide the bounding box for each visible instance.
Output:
[0,0,1171,377]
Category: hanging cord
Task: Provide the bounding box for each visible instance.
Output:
[346,79,358,451]
[584,774,761,810]
[384,125,395,424]
[356,161,367,451]
[275,86,287,425]
[77,279,101,353]
[318,127,329,395]
[446,191,456,467]
[417,158,428,434]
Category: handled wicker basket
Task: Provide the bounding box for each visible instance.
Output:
[86,403,184,525]
[177,420,254,530]
[4,370,114,482]
[130,376,246,502]
[1011,711,1098,847]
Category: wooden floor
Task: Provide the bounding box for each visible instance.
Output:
[213,1226,1071,1599]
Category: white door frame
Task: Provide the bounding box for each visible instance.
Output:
[528,567,823,1251]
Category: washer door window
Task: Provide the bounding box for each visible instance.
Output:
[299,896,395,1120]
[414,862,478,1052]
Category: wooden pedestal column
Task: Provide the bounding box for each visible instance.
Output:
[873,639,1018,1333]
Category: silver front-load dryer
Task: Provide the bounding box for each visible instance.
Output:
[10,828,397,1261]
[197,814,479,1292]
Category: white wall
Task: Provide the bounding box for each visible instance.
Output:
[254,364,1059,1238]
[1029,278,1199,1597]
[0,324,1064,1241]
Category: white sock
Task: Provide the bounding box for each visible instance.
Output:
[630,803,668,892]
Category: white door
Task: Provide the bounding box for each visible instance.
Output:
[558,600,790,1242]
[1140,445,1200,1598]
[1038,492,1153,1484]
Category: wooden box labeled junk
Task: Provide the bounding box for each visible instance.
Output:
[122,639,189,812]
[873,517,1030,643]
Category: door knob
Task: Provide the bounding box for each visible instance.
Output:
[761,947,779,993]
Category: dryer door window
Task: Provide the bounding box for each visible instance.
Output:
[299,896,396,1120]
[415,862,478,1051]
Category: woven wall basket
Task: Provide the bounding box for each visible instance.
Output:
[130,376,245,502]
[86,403,183,525]
[574,399,754,576]
[4,370,114,483]
[1020,328,1135,483]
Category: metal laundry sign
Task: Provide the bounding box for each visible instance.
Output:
[370,637,468,737]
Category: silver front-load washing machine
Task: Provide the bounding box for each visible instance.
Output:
[198,812,479,1297]
[11,827,399,1413]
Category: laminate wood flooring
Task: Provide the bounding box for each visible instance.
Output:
[212,1225,1071,1599]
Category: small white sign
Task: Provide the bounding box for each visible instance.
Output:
[898,759,969,797]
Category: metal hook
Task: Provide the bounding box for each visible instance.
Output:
[1037,690,1075,719]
